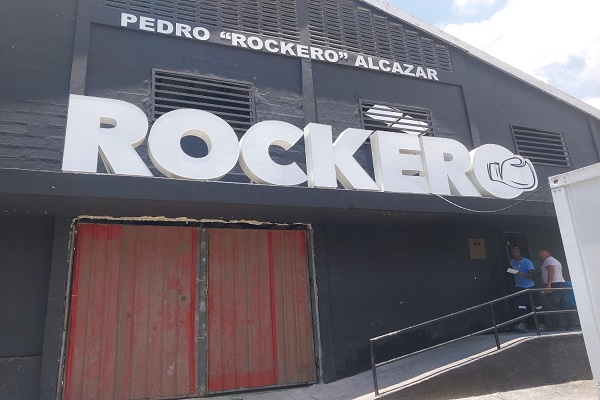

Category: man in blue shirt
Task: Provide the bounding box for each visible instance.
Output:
[509,248,544,332]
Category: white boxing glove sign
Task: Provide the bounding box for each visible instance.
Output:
[487,156,537,190]
[468,144,539,199]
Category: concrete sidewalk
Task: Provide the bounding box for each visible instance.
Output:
[459,380,597,400]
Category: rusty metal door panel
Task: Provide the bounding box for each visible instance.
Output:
[64,224,197,400]
[207,229,315,393]
[270,230,315,385]
[207,229,275,392]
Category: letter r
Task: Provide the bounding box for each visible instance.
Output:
[62,95,152,176]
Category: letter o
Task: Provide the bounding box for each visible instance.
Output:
[324,50,339,62]
[192,27,209,40]
[467,144,535,199]
[147,109,239,180]
[247,36,264,50]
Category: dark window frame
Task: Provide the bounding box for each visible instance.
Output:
[152,69,256,136]
[510,125,572,167]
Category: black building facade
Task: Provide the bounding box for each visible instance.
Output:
[1,0,599,399]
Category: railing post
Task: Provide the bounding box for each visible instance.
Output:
[529,290,541,336]
[370,340,379,396]
[489,303,501,350]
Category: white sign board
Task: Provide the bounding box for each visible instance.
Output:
[62,95,539,200]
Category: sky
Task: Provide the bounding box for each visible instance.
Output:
[387,0,600,111]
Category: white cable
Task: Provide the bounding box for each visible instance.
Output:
[433,183,550,213]
[367,111,546,214]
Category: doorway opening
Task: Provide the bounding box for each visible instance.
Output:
[63,223,316,399]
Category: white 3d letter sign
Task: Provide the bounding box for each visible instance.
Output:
[62,95,539,200]
[371,131,427,194]
[239,121,307,186]
[468,144,538,199]
[148,109,238,180]
[63,95,152,176]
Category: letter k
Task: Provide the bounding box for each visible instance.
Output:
[304,124,380,191]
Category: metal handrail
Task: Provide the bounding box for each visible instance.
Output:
[369,287,578,396]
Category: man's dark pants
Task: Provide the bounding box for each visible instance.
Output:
[515,286,543,328]
[546,282,575,330]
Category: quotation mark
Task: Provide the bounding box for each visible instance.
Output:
[338,52,348,60]
[220,31,232,40]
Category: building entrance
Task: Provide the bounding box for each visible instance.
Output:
[63,223,315,399]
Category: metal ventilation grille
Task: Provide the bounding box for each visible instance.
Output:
[307,0,453,72]
[153,70,255,135]
[105,0,300,41]
[360,101,434,136]
[511,125,572,167]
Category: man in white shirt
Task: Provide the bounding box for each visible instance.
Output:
[538,249,575,330]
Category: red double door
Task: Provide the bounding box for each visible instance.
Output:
[64,224,315,399]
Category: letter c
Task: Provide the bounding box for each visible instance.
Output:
[265,39,279,53]
[239,121,307,186]
[379,59,391,72]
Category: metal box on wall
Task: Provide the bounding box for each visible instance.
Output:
[550,163,600,398]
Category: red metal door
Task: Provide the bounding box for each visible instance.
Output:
[64,224,197,400]
[207,229,315,392]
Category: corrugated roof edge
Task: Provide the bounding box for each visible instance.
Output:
[361,0,600,121]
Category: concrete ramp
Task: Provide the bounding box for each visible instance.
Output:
[370,333,592,400]
[209,333,591,400]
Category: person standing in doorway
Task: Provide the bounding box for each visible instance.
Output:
[509,248,544,332]
[538,249,575,330]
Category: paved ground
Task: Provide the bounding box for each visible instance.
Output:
[209,332,588,400]
[459,380,598,400]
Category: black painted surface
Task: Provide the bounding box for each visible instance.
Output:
[39,217,73,400]
[0,0,77,171]
[0,219,54,357]
[311,58,599,204]
[312,225,338,383]
[463,56,598,166]
[314,224,509,378]
[0,356,42,400]
[1,0,598,393]
[0,168,560,228]
[0,0,598,184]
[0,219,53,398]
[313,62,472,145]
[1,0,598,197]
[312,61,473,181]
[459,56,600,202]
